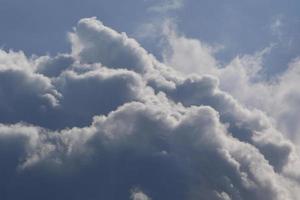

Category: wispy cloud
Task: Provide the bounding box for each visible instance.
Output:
[148,0,184,12]
[271,15,284,39]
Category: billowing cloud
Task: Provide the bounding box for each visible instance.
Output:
[162,22,300,145]
[0,17,300,200]
[131,189,151,200]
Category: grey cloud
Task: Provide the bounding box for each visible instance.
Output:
[52,67,146,129]
[0,17,299,200]
[36,54,75,77]
[0,40,149,130]
[0,68,60,127]
[165,74,294,174]
[0,101,297,200]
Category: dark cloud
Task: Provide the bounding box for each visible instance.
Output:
[0,66,60,127]
[36,54,74,78]
[52,67,145,129]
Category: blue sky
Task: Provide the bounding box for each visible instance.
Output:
[1,0,299,75]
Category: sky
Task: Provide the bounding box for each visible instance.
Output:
[1,0,299,74]
[0,0,300,200]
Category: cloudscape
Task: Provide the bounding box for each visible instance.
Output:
[0,1,300,200]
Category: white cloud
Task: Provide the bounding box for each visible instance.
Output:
[69,17,154,73]
[162,22,220,76]
[131,189,151,200]
[161,22,300,146]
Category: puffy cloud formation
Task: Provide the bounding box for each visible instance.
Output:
[0,17,300,200]
[131,189,151,200]
[162,25,300,144]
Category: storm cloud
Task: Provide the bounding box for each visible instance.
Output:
[0,17,300,200]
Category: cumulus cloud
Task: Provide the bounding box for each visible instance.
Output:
[69,17,154,73]
[131,189,151,200]
[162,22,300,144]
[0,17,300,200]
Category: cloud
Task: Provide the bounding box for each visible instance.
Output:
[0,17,300,200]
[0,101,298,199]
[0,51,60,127]
[131,189,151,200]
[162,21,221,75]
[271,15,284,40]
[148,0,184,13]
[161,22,300,145]
[69,17,153,73]
[35,54,74,77]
